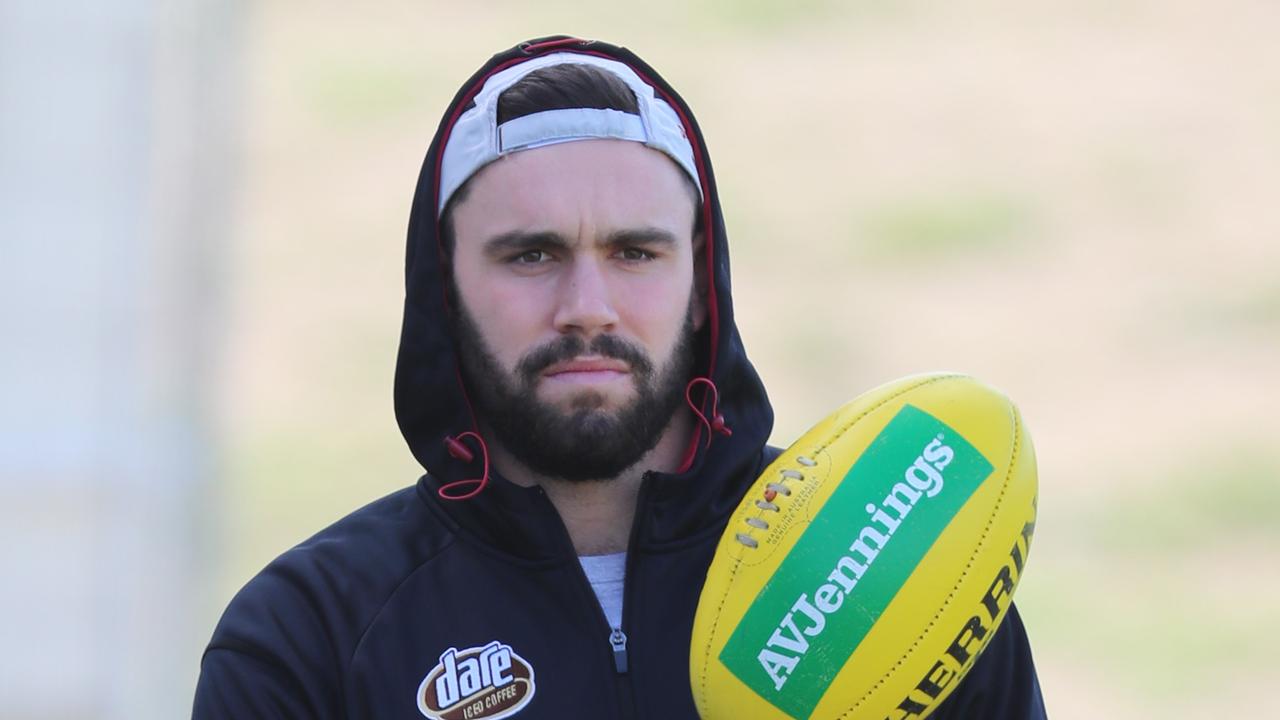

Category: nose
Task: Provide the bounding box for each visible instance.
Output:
[552,256,618,337]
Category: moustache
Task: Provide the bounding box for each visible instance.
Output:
[516,334,654,382]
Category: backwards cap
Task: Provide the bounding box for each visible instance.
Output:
[437,52,703,216]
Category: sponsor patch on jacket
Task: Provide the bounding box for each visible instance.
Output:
[417,641,536,720]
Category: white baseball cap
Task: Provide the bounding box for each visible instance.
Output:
[437,52,703,216]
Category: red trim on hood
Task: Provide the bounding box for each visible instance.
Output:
[521,37,597,53]
[617,56,723,472]
[430,54,542,447]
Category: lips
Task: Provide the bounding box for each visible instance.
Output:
[542,356,630,378]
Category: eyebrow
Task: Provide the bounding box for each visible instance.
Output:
[481,231,571,260]
[481,227,680,259]
[604,227,679,250]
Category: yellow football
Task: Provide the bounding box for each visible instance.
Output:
[690,373,1038,720]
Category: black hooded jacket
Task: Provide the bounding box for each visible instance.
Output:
[194,37,1046,719]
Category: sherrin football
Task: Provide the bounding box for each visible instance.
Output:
[690,373,1038,720]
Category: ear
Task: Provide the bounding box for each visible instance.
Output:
[690,231,709,331]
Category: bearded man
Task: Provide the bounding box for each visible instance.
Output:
[194,36,1046,719]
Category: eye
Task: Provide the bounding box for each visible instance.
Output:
[618,247,655,262]
[510,249,551,264]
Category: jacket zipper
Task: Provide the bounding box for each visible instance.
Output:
[611,473,655,719]
[609,627,629,673]
[534,485,638,719]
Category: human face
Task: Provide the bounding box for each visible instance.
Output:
[448,139,705,480]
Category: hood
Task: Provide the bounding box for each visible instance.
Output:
[393,36,773,543]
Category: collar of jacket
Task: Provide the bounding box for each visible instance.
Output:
[395,36,774,561]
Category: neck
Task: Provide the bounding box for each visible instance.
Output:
[484,409,694,556]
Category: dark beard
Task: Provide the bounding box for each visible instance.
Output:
[452,303,696,483]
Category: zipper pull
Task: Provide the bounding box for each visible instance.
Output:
[609,627,629,674]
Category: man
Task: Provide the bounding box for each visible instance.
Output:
[194,36,1045,718]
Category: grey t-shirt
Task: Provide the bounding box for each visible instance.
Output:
[577,551,626,630]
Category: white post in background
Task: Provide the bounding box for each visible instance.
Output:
[0,0,240,718]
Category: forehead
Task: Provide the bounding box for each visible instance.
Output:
[449,139,698,244]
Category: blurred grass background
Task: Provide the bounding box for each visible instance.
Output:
[212,1,1279,717]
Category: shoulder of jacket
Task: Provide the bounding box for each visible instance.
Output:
[206,483,457,665]
[760,443,785,469]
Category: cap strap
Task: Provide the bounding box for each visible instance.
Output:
[498,108,646,153]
